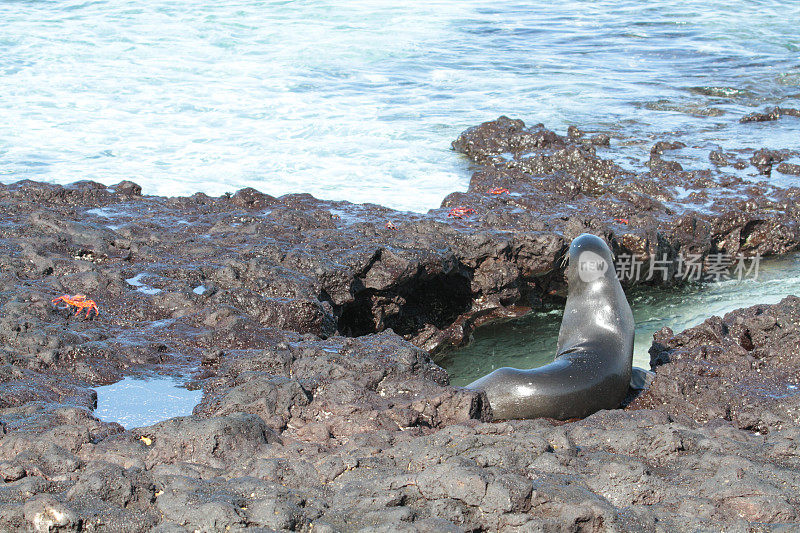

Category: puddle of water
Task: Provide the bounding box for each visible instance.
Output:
[329,207,363,225]
[86,206,134,221]
[94,376,202,429]
[86,207,118,219]
[125,273,162,295]
[146,318,175,329]
[441,253,800,386]
[193,285,206,295]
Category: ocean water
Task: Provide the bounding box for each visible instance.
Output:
[441,253,800,386]
[2,0,799,212]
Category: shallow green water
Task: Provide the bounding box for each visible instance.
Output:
[441,253,800,387]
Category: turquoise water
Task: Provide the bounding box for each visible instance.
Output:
[2,1,799,211]
[441,253,800,386]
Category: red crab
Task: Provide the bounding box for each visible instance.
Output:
[52,294,99,318]
[614,218,629,225]
[447,206,476,219]
[488,187,509,195]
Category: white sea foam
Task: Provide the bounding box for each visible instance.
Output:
[1,1,798,212]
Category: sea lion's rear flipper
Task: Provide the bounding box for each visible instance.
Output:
[630,366,655,390]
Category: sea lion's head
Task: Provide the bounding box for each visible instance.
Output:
[567,233,616,285]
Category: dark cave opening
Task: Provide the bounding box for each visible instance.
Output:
[336,272,473,338]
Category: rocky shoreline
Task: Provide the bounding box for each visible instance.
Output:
[1,116,800,531]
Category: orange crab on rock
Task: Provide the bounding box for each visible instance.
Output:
[52,294,99,318]
[447,206,476,219]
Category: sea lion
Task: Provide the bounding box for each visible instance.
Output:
[466,233,634,420]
